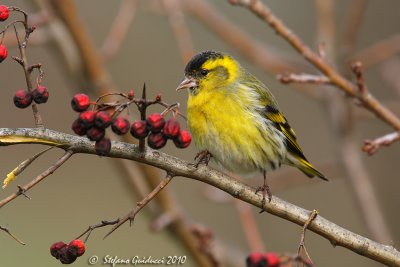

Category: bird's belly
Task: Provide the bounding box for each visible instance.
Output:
[188,100,286,173]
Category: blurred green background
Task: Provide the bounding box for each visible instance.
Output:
[0,1,399,266]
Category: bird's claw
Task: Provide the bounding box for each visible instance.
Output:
[255,184,272,213]
[194,150,212,168]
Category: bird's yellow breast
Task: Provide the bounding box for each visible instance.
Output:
[187,88,284,173]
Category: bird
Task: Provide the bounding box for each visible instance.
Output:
[176,50,327,206]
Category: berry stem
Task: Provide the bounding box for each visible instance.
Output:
[12,19,43,128]
[138,84,147,152]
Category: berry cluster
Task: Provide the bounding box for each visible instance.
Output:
[0,5,9,63]
[71,91,191,156]
[50,239,85,264]
[132,113,191,149]
[13,85,49,108]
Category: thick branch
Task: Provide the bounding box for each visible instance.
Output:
[0,128,398,266]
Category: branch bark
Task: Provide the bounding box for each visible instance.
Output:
[0,128,399,266]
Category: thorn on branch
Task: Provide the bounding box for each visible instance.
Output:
[75,219,120,243]
[17,186,31,199]
[362,131,400,156]
[352,61,366,94]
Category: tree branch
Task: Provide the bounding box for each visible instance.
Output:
[0,128,398,266]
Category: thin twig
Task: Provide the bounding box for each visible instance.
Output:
[277,73,331,85]
[0,150,73,208]
[297,210,318,266]
[104,173,174,239]
[0,225,26,245]
[362,132,400,156]
[229,0,400,132]
[75,219,120,243]
[1,128,399,266]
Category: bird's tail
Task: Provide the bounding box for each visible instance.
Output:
[288,154,328,181]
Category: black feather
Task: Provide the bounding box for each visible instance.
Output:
[185,51,223,75]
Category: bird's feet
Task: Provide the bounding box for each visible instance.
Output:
[255,183,272,213]
[194,150,212,168]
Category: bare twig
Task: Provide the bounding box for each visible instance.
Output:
[100,0,139,61]
[362,132,400,156]
[351,61,366,94]
[297,210,318,266]
[104,174,174,239]
[75,219,120,243]
[277,73,331,85]
[229,0,400,132]
[0,225,26,245]
[0,128,399,266]
[0,149,73,208]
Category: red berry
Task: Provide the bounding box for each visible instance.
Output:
[155,93,162,101]
[95,138,111,156]
[58,246,77,264]
[111,117,130,135]
[163,119,181,139]
[173,129,191,148]
[71,93,90,112]
[13,89,32,109]
[72,119,88,136]
[50,241,67,259]
[0,5,9,21]
[78,110,96,127]
[147,132,167,149]
[130,120,149,139]
[86,127,105,141]
[0,44,8,62]
[246,252,267,267]
[128,89,134,100]
[264,253,280,267]
[146,113,165,133]
[94,111,112,128]
[32,85,49,104]
[68,239,85,257]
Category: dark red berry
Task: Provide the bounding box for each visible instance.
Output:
[264,253,280,267]
[128,89,134,100]
[155,93,162,101]
[0,44,7,62]
[111,117,130,135]
[94,111,112,128]
[163,119,181,139]
[130,120,149,139]
[71,93,90,112]
[13,89,32,109]
[146,113,165,133]
[246,252,266,267]
[0,5,9,21]
[95,138,111,156]
[78,110,95,127]
[32,85,49,104]
[86,127,105,141]
[72,119,88,136]
[50,241,67,259]
[58,246,77,264]
[68,239,85,257]
[147,132,167,149]
[173,129,191,148]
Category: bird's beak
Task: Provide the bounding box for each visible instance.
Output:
[176,77,198,91]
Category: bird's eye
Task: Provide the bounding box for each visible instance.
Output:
[200,69,209,76]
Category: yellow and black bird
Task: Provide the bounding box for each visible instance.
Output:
[176,51,327,204]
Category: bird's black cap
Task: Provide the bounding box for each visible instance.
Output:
[184,51,223,75]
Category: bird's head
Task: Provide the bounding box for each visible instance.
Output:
[176,51,239,95]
